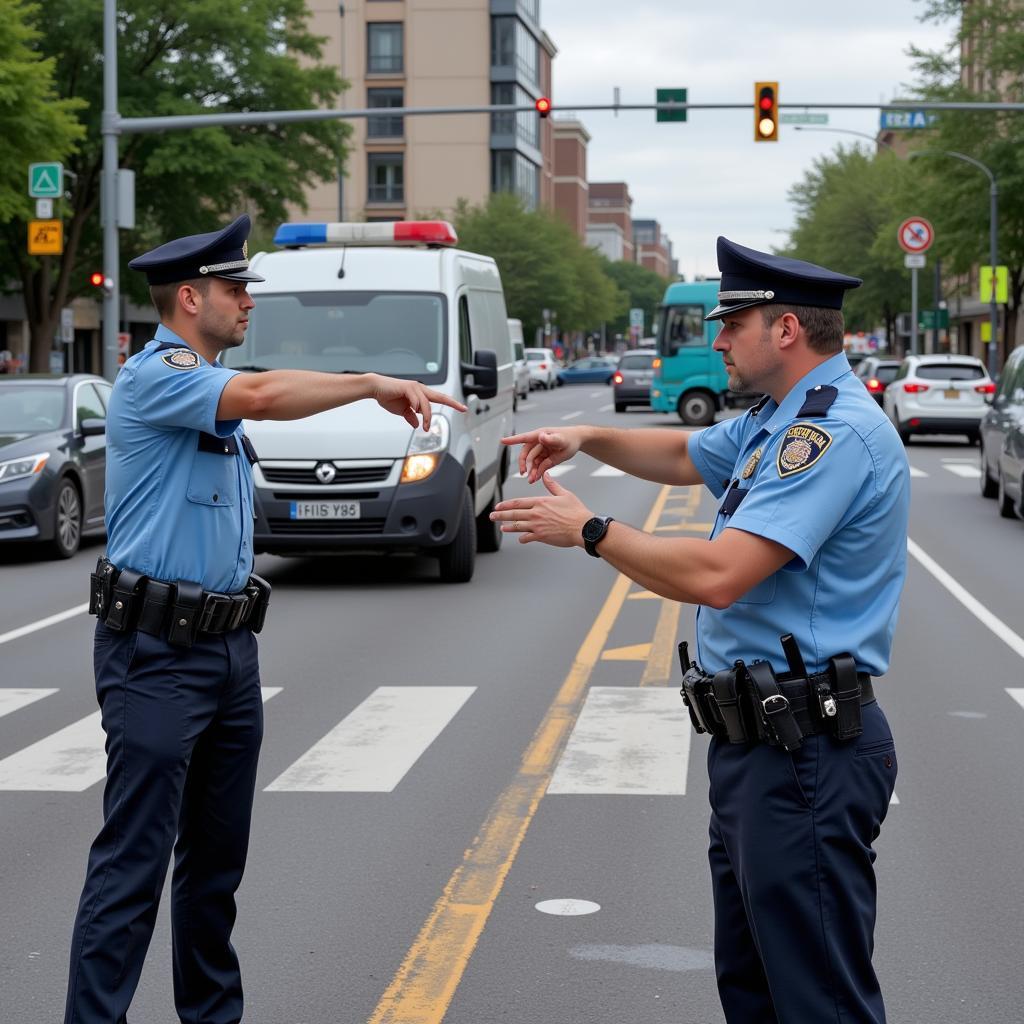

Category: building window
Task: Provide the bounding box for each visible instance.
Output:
[491,83,539,148]
[491,17,538,87]
[367,87,404,138]
[368,153,404,203]
[491,150,538,210]
[368,23,403,74]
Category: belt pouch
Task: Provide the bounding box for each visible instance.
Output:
[247,574,272,634]
[680,666,711,734]
[168,581,204,647]
[711,668,748,743]
[88,558,115,617]
[828,654,863,740]
[103,568,145,632]
[745,660,803,752]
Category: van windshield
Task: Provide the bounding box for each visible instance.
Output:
[224,291,448,384]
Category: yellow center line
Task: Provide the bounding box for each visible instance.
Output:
[367,484,673,1024]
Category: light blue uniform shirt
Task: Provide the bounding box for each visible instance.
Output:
[689,352,910,677]
[104,324,254,593]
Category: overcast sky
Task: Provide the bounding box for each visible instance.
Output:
[542,0,954,278]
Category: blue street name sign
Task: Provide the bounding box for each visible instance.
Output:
[879,110,937,130]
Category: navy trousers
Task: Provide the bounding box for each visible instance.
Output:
[707,700,897,1024]
[64,623,264,1024]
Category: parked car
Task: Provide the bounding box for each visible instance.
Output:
[0,374,111,558]
[557,356,616,386]
[613,349,657,411]
[854,356,902,406]
[525,347,559,389]
[845,350,870,370]
[979,345,1024,519]
[508,319,530,406]
[882,354,995,445]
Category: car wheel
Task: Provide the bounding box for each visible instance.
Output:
[476,473,503,553]
[47,479,82,559]
[438,487,476,582]
[979,443,998,499]
[966,430,980,446]
[615,402,627,413]
[997,469,1017,519]
[556,377,564,388]
[677,391,715,427]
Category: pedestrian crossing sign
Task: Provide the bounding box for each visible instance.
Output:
[28,162,63,199]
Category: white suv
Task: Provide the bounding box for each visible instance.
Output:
[525,347,559,390]
[882,354,995,445]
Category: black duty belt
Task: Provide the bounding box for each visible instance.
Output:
[678,635,872,750]
[88,558,271,647]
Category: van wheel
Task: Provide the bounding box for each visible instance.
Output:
[677,391,715,427]
[439,487,477,582]
[476,476,503,553]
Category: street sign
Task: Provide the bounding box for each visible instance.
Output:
[980,265,1009,305]
[35,198,53,219]
[629,307,644,330]
[117,332,131,357]
[28,219,63,256]
[28,162,63,198]
[898,217,934,254]
[919,309,949,330]
[780,113,829,125]
[60,307,74,344]
[904,253,926,269]
[656,88,687,123]
[879,110,937,130]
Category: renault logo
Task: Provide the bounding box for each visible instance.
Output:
[315,462,337,484]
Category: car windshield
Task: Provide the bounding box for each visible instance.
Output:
[223,291,447,384]
[917,363,985,381]
[0,384,65,433]
[527,352,545,362]
[619,354,654,370]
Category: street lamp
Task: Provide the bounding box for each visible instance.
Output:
[909,149,999,380]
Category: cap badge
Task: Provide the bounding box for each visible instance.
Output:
[242,240,249,259]
[741,447,762,479]
[161,348,200,370]
[777,422,833,478]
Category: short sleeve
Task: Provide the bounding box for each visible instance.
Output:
[689,414,751,498]
[726,420,875,570]
[132,351,240,436]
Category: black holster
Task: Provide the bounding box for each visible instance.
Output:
[828,654,863,740]
[100,563,147,632]
[246,574,271,634]
[710,664,750,744]
[745,660,804,752]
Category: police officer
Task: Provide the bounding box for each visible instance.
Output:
[492,238,908,1023]
[64,214,466,1024]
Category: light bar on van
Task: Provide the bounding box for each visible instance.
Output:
[273,221,458,248]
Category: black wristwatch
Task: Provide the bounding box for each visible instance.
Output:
[582,516,615,557]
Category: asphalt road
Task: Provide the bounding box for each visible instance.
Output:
[1,382,1023,1024]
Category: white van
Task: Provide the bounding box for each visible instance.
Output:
[507,318,530,404]
[225,220,514,582]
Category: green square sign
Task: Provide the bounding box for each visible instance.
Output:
[29,162,63,198]
[656,88,687,123]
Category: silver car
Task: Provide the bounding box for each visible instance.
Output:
[613,349,657,412]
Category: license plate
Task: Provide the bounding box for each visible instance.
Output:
[944,388,960,399]
[290,501,361,520]
[635,374,653,383]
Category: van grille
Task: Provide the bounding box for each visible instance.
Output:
[261,465,393,485]
[267,517,387,536]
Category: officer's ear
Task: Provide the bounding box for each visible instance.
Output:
[775,311,802,351]
[177,279,210,317]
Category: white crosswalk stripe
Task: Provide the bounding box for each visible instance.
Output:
[591,465,625,477]
[265,686,475,792]
[0,688,58,719]
[909,466,928,478]
[1006,689,1024,713]
[0,688,282,792]
[943,464,982,479]
[548,688,692,795]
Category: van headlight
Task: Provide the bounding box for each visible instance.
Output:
[401,415,449,484]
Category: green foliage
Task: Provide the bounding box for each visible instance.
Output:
[600,259,669,340]
[452,193,625,341]
[0,0,83,223]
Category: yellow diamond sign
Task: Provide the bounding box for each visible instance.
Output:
[28,219,63,256]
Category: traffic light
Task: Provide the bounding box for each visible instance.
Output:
[89,271,113,297]
[754,81,779,142]
[535,96,552,118]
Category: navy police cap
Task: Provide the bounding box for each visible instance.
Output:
[705,237,861,321]
[128,214,265,286]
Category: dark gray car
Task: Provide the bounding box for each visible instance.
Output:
[0,374,111,557]
[613,349,657,412]
[980,346,1024,520]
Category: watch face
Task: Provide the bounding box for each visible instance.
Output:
[583,517,606,542]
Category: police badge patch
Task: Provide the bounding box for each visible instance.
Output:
[161,349,200,370]
[777,422,833,478]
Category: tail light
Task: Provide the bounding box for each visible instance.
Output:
[974,382,996,394]
[902,383,929,393]
[866,378,883,392]
[613,373,624,384]
[538,362,547,370]
[652,357,662,369]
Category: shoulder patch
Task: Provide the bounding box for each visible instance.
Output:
[160,349,200,370]
[777,422,833,478]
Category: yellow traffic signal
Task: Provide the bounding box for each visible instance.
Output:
[754,81,779,142]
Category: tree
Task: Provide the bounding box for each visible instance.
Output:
[453,193,625,343]
[601,259,669,342]
[0,0,349,372]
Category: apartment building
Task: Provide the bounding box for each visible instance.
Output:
[298,0,556,224]
[632,219,672,279]
[586,182,634,262]
[551,116,590,241]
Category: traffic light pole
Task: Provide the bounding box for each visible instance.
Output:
[100,0,120,381]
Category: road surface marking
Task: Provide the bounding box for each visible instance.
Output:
[641,599,682,686]
[627,590,661,600]
[367,483,673,1024]
[907,538,1024,660]
[561,411,583,421]
[0,689,58,719]
[0,604,90,648]
[909,467,928,478]
[548,688,691,795]
[589,391,605,398]
[599,403,614,412]
[601,643,652,661]
[654,522,714,532]
[536,899,600,916]
[890,793,900,805]
[1006,689,1024,713]
[943,464,982,479]
[547,464,575,478]
[591,465,625,477]
[265,687,474,793]
[0,688,281,792]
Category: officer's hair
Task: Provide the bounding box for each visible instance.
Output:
[148,278,212,319]
[760,304,844,354]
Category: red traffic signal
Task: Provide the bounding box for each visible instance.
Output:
[535,96,552,118]
[89,271,104,287]
[754,81,779,142]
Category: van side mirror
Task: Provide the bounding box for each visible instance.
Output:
[462,349,498,400]
[80,417,106,437]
